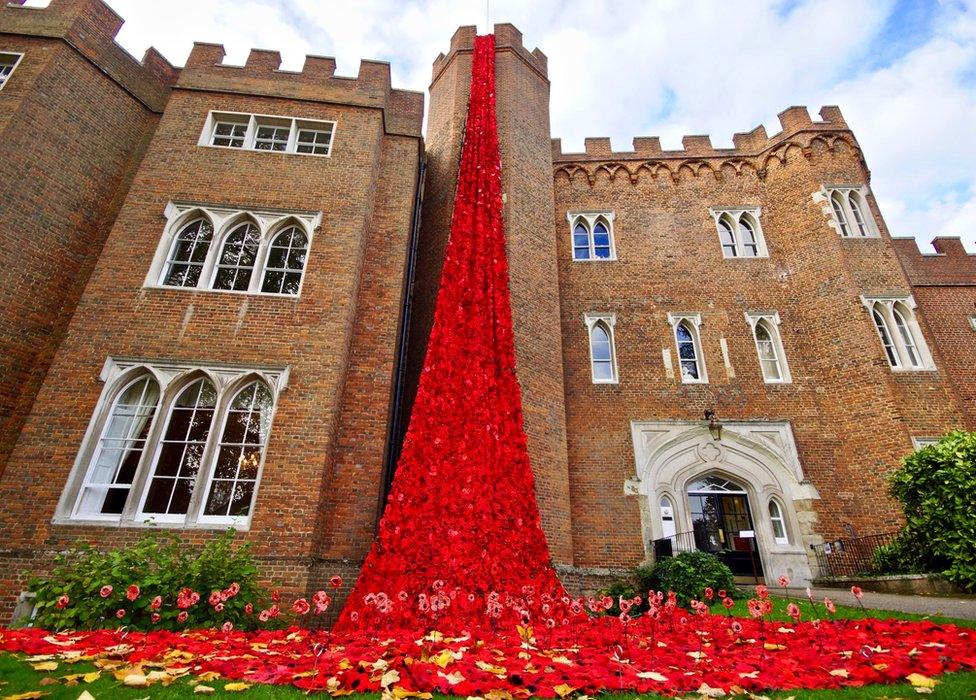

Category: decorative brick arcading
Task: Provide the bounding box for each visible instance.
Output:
[552,105,857,185]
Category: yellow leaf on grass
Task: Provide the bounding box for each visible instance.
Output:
[31,662,58,671]
[37,679,58,687]
[553,684,576,698]
[829,669,849,678]
[484,690,513,700]
[438,671,465,686]
[906,673,938,689]
[197,672,222,682]
[391,687,432,699]
[223,682,252,692]
[82,672,100,684]
[77,692,96,700]
[636,671,668,682]
[194,685,216,694]
[123,674,149,688]
[2,692,48,700]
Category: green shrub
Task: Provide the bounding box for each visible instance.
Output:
[598,579,640,616]
[879,430,976,591]
[645,551,736,607]
[27,530,281,631]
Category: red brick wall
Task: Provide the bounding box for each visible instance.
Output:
[894,237,976,427]
[0,41,421,616]
[552,112,965,567]
[0,0,176,479]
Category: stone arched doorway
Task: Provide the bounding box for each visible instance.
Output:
[627,420,820,585]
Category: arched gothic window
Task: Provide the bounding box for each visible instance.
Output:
[213,221,261,291]
[768,499,789,544]
[747,313,791,383]
[589,322,615,381]
[675,322,703,381]
[140,378,217,519]
[825,187,878,237]
[872,307,899,367]
[202,381,273,520]
[892,303,921,368]
[261,226,308,295]
[570,214,615,260]
[74,375,160,518]
[713,209,765,258]
[161,218,214,287]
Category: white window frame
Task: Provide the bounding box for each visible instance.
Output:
[968,316,976,331]
[911,436,940,450]
[568,212,617,261]
[860,296,935,371]
[583,312,619,384]
[0,52,24,90]
[54,358,289,530]
[146,202,321,298]
[815,185,881,238]
[709,208,768,258]
[667,312,708,384]
[768,498,789,545]
[744,311,792,384]
[199,110,336,157]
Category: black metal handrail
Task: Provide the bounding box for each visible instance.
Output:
[650,530,699,561]
[810,532,899,579]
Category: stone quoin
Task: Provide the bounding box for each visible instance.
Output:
[0,0,973,621]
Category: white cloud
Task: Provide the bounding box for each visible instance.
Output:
[100,0,976,246]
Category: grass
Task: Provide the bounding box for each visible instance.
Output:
[2,598,975,698]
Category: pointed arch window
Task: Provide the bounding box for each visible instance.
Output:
[745,312,791,383]
[669,313,707,383]
[212,221,261,291]
[147,204,320,296]
[161,217,214,287]
[58,359,287,527]
[822,186,879,238]
[139,378,217,520]
[261,226,308,295]
[73,375,160,519]
[711,209,766,258]
[862,296,933,370]
[201,381,274,521]
[568,212,616,261]
[768,498,789,545]
[584,313,618,383]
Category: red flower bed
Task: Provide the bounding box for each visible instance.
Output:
[2,611,974,696]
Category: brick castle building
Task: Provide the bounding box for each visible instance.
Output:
[1,0,973,619]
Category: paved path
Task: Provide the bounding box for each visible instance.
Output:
[775,587,976,620]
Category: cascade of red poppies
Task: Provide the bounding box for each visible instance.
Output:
[333,34,570,634]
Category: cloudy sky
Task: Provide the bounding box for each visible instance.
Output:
[47,0,976,248]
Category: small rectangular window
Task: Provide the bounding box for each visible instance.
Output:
[296,125,333,155]
[0,52,24,90]
[211,121,247,148]
[254,120,290,151]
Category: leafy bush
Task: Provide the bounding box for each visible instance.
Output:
[877,430,976,591]
[27,530,282,631]
[598,579,640,616]
[645,551,736,607]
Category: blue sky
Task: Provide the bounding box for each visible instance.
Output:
[57,0,976,249]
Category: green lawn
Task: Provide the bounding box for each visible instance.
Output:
[2,597,975,699]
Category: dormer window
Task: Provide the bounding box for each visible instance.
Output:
[710,208,767,258]
[568,212,616,261]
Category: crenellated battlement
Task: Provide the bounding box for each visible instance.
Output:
[0,0,177,112]
[893,236,976,286]
[553,105,849,162]
[178,43,424,138]
[431,23,548,83]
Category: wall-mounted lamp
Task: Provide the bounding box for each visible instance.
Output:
[704,409,722,441]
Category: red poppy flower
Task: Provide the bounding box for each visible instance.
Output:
[99,585,113,598]
[126,584,140,601]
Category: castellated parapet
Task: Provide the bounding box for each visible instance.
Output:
[432,23,548,82]
[893,236,976,286]
[0,0,177,111]
[180,43,424,138]
[552,105,859,183]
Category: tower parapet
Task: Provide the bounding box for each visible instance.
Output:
[180,44,423,138]
[553,105,851,162]
[893,236,976,286]
[0,0,177,111]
